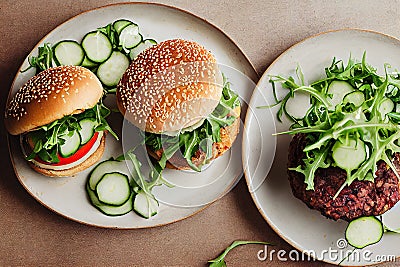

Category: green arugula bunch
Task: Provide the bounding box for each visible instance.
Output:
[268,53,400,196]
[26,102,117,163]
[22,43,54,74]
[144,75,240,171]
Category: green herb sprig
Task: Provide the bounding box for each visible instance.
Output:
[22,43,54,74]
[26,102,117,163]
[267,53,400,196]
[208,240,272,267]
[144,75,240,171]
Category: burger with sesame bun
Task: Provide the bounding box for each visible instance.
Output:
[5,65,117,177]
[117,39,241,171]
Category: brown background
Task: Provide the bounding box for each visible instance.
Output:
[1,1,399,266]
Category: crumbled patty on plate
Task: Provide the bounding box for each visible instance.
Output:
[288,134,400,221]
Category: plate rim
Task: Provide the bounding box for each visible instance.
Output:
[6,2,258,229]
[242,28,400,265]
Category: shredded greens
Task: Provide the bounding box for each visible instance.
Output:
[26,102,117,163]
[22,43,54,74]
[144,75,240,171]
[112,147,173,219]
[267,53,400,195]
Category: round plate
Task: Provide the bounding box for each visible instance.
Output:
[243,29,400,266]
[7,3,258,229]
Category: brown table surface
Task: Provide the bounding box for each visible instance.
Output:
[1,1,399,266]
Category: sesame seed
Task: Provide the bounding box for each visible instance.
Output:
[5,65,94,121]
[117,39,222,132]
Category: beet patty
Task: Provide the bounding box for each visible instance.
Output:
[288,133,400,221]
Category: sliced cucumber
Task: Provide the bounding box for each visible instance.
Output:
[113,19,133,35]
[129,39,157,60]
[327,80,354,110]
[81,31,113,63]
[118,23,142,50]
[81,56,98,68]
[88,159,131,190]
[378,98,394,120]
[332,137,366,173]
[97,51,130,87]
[96,172,131,206]
[133,190,159,219]
[78,118,96,145]
[86,183,133,216]
[59,130,81,158]
[285,91,312,120]
[345,216,384,249]
[53,40,85,66]
[343,91,365,108]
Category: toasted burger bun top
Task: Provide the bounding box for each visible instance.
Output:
[5,66,103,135]
[117,39,223,134]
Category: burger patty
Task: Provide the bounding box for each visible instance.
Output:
[288,133,400,221]
[148,115,240,170]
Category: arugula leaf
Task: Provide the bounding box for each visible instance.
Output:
[289,143,331,190]
[25,101,117,163]
[144,76,240,171]
[269,52,400,195]
[122,150,172,218]
[208,241,272,267]
[21,43,54,74]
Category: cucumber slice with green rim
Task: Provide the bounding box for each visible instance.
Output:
[133,190,159,219]
[97,51,130,87]
[343,91,365,108]
[86,183,133,216]
[119,24,143,50]
[96,172,131,206]
[88,159,131,190]
[53,40,85,66]
[78,118,96,145]
[327,80,354,110]
[345,216,384,249]
[285,91,312,120]
[113,19,133,35]
[81,31,113,63]
[59,130,81,158]
[332,137,366,173]
[81,56,98,68]
[129,39,157,60]
[378,98,394,119]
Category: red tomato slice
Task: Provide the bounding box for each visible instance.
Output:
[36,132,100,166]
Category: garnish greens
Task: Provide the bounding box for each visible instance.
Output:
[266,53,400,196]
[208,240,272,267]
[21,19,155,94]
[27,102,117,163]
[144,75,240,171]
[22,43,54,74]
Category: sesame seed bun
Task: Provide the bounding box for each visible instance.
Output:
[116,39,223,134]
[29,134,106,177]
[5,66,103,135]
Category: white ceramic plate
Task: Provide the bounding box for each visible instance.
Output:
[243,29,400,266]
[7,3,258,228]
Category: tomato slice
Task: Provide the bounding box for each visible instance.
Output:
[35,132,100,166]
